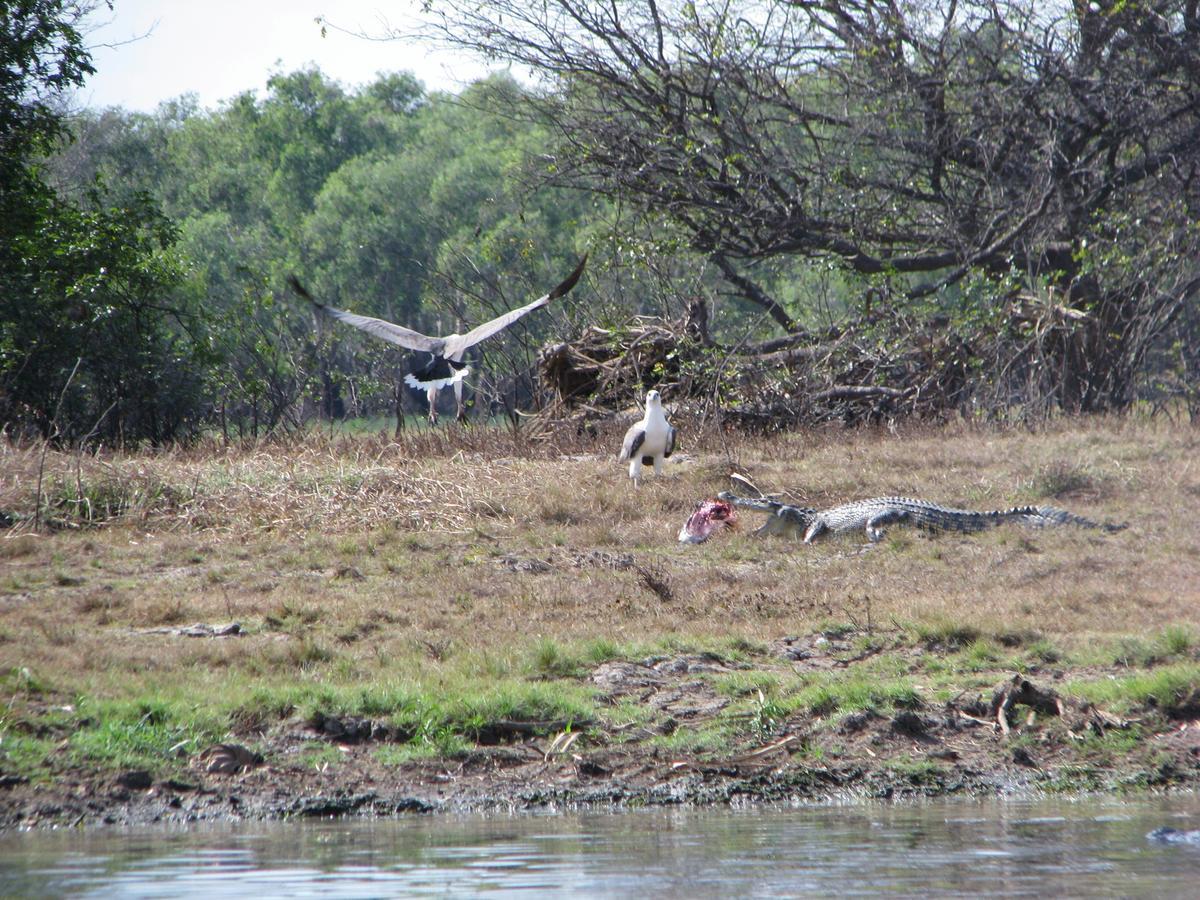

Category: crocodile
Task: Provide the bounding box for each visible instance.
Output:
[679,491,1127,544]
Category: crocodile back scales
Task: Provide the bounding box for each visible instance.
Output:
[719,492,1126,542]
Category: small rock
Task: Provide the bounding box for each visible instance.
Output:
[499,555,553,574]
[310,712,398,744]
[179,622,241,638]
[1011,746,1038,767]
[115,770,153,791]
[577,759,611,777]
[591,661,665,693]
[292,793,377,818]
[569,550,635,570]
[654,657,691,675]
[890,710,930,737]
[197,743,263,775]
[840,710,881,734]
[394,797,435,814]
[1147,827,1200,845]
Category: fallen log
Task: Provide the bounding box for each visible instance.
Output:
[989,675,1065,734]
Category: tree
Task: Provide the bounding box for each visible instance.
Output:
[0,1,210,444]
[422,0,1200,412]
[1,0,96,259]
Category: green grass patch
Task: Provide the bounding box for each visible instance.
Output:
[713,670,783,699]
[746,692,793,742]
[1072,724,1146,760]
[794,674,923,718]
[1158,625,1196,658]
[527,637,586,679]
[957,638,1003,671]
[233,680,430,729]
[234,671,597,749]
[0,666,54,697]
[650,633,766,664]
[1025,638,1064,664]
[581,637,626,664]
[524,636,644,678]
[0,731,60,778]
[1065,663,1200,715]
[650,719,738,757]
[938,638,1033,674]
[909,618,982,651]
[67,697,226,773]
[605,697,656,733]
[43,470,181,526]
[1039,764,1106,793]
[373,731,472,765]
[442,680,595,739]
[1109,626,1197,668]
[298,742,344,770]
[884,755,944,781]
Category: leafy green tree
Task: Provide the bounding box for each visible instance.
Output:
[48,64,600,432]
[1,1,213,444]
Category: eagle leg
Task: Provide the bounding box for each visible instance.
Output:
[426,386,439,425]
[454,379,467,423]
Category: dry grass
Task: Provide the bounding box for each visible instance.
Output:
[0,417,1197,709]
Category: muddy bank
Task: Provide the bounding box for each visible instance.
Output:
[4,632,1199,831]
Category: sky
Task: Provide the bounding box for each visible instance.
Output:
[80,1,494,113]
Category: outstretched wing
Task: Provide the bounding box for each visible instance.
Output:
[288,276,444,354]
[547,253,589,300]
[445,255,589,356]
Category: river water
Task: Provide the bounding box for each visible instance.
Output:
[1,795,1199,897]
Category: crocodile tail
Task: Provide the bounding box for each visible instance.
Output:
[1004,505,1127,532]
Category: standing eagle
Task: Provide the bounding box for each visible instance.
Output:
[289,255,587,423]
[618,389,677,487]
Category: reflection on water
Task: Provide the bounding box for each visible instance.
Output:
[1,795,1199,897]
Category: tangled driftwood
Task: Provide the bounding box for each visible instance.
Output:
[539,319,680,406]
[536,299,975,432]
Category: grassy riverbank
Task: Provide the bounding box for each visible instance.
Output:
[1,418,1198,827]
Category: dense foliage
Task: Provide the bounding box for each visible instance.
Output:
[1,1,210,444]
[3,0,1199,445]
[45,69,601,440]
[429,0,1200,418]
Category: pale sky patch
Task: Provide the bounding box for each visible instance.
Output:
[79,0,493,112]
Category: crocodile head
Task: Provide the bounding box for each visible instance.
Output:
[677,497,738,544]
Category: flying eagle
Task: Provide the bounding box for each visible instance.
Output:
[288,255,587,423]
[618,389,677,487]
